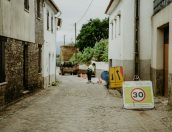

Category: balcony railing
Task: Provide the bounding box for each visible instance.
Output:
[154,0,172,14]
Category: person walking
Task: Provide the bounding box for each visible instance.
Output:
[86,63,96,83]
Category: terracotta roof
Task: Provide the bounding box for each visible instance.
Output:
[105,0,114,14]
[49,0,60,12]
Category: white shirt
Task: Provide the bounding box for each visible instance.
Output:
[88,64,95,72]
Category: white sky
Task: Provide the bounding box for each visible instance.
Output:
[54,0,110,48]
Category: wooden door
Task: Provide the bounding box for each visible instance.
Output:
[163,27,169,97]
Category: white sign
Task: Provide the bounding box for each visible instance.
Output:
[123,81,154,109]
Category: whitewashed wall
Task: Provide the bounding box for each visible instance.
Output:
[108,0,135,63]
[140,0,153,60]
[152,3,172,73]
[42,1,57,87]
[0,0,35,42]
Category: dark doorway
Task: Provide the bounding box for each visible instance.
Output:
[23,43,29,89]
[163,26,169,97]
[0,40,5,83]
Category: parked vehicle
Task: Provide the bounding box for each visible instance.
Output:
[60,61,79,75]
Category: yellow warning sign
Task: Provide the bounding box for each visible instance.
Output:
[109,66,123,88]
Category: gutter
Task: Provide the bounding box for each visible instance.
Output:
[134,0,140,76]
[105,0,114,14]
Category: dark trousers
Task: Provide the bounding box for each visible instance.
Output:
[87,70,92,81]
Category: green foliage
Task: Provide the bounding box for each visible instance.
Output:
[81,47,94,64]
[76,18,109,51]
[93,39,108,61]
[70,39,108,64]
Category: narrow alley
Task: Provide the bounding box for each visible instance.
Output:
[0,75,171,132]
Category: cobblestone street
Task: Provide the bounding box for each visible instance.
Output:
[0,75,172,132]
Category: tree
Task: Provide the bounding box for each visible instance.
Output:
[76,18,109,51]
[93,39,108,61]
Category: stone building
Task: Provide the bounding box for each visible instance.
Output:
[0,0,44,108]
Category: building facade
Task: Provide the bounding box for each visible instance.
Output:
[151,0,172,104]
[0,0,44,108]
[106,0,172,105]
[42,0,60,88]
[105,0,153,80]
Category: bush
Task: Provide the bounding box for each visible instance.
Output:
[93,39,108,61]
[69,39,108,64]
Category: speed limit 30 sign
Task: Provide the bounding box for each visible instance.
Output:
[123,81,154,109]
[131,88,145,102]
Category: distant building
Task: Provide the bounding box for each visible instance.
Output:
[60,45,78,62]
[42,0,61,88]
[0,0,43,107]
[105,0,153,80]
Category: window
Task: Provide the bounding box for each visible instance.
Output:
[24,0,29,11]
[47,10,49,30]
[0,41,5,83]
[110,22,113,40]
[51,15,53,32]
[38,45,42,73]
[114,19,117,38]
[37,0,41,18]
[118,15,121,36]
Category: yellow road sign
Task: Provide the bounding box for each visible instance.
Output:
[109,66,123,88]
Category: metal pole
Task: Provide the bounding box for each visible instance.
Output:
[75,23,77,45]
[135,0,140,76]
[64,35,65,45]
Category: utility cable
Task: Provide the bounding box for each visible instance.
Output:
[76,0,94,24]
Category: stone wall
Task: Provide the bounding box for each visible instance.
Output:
[151,67,164,96]
[1,36,41,104]
[5,38,24,103]
[168,74,172,105]
[0,82,7,109]
[35,0,44,45]
[35,0,44,89]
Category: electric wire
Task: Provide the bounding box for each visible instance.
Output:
[76,0,94,24]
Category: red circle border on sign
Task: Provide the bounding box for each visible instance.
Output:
[131,88,146,102]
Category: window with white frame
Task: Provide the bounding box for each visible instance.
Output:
[51,15,53,32]
[47,10,49,30]
[110,22,113,40]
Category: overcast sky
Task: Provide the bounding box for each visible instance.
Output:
[54,0,110,48]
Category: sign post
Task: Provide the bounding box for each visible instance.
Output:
[123,81,154,109]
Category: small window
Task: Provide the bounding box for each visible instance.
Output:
[111,23,113,40]
[24,0,29,11]
[114,19,117,38]
[51,15,53,32]
[0,41,5,83]
[37,0,41,18]
[118,15,121,36]
[47,10,49,30]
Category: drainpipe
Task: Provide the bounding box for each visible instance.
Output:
[134,0,140,77]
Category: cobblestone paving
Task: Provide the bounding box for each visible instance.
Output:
[0,75,172,132]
